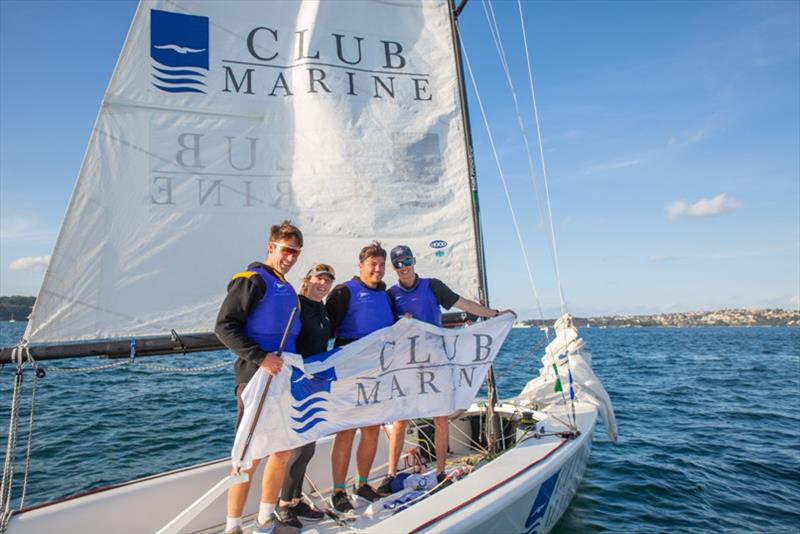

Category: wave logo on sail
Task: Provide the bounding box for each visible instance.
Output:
[289,349,339,434]
[523,470,560,534]
[150,9,209,94]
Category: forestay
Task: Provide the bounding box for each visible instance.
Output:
[232,315,514,470]
[26,0,479,345]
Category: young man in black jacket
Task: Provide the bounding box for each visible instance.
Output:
[215,220,304,534]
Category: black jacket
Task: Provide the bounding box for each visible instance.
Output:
[297,295,332,357]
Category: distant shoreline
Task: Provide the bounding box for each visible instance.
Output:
[1,296,797,327]
[517,309,799,328]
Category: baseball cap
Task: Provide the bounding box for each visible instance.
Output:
[390,245,414,263]
[305,263,336,280]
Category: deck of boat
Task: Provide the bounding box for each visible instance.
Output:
[7,400,595,534]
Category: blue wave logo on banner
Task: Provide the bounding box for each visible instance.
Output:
[150,9,208,94]
[289,349,339,434]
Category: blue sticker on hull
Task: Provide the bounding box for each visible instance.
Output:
[524,470,561,534]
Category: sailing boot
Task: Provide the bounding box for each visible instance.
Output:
[331,490,355,513]
[274,505,303,529]
[377,475,395,496]
[293,499,324,521]
[355,483,381,502]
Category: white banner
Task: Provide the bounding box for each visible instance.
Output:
[232,314,514,470]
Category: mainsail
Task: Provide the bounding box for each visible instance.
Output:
[24,0,481,347]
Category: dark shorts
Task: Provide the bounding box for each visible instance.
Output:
[235,382,247,431]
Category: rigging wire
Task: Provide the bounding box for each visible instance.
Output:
[458,39,543,326]
[482,0,578,429]
[480,0,551,331]
[0,349,24,532]
[517,0,568,315]
[18,363,38,510]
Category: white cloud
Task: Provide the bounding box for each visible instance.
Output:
[581,158,644,175]
[9,255,51,272]
[667,193,742,219]
[791,295,800,310]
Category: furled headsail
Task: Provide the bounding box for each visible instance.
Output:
[23,0,480,350]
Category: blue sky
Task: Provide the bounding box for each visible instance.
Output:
[1,0,798,318]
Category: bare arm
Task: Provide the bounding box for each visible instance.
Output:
[453,297,516,318]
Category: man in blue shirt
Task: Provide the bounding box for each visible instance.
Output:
[381,245,514,492]
[325,241,395,512]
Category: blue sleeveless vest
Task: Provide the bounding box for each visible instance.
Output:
[244,267,301,353]
[389,278,442,326]
[336,279,394,340]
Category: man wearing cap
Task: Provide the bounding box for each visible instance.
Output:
[325,241,395,512]
[379,244,514,493]
[215,220,304,534]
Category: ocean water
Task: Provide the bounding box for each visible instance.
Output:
[1,323,798,532]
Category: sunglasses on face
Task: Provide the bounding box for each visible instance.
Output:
[393,257,413,269]
[271,241,302,257]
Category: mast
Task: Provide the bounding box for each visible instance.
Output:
[448,0,503,452]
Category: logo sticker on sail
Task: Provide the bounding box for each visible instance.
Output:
[150,9,209,94]
[430,240,447,257]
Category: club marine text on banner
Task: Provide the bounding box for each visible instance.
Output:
[232,314,515,470]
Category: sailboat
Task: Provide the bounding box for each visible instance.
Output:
[0,1,616,532]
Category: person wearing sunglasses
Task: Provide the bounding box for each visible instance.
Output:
[214,220,304,534]
[275,263,336,529]
[378,244,515,495]
[325,241,395,512]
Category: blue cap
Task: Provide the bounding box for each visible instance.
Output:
[390,245,413,262]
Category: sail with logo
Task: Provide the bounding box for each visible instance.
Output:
[18,0,483,353]
[1,1,616,533]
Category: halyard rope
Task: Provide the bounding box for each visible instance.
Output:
[41,358,234,374]
[19,350,37,510]
[0,348,24,532]
[459,40,542,327]
[516,0,568,315]
[482,0,548,232]
[481,1,579,430]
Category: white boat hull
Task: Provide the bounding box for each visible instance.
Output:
[5,402,597,534]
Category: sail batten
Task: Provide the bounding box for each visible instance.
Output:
[25,0,481,347]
